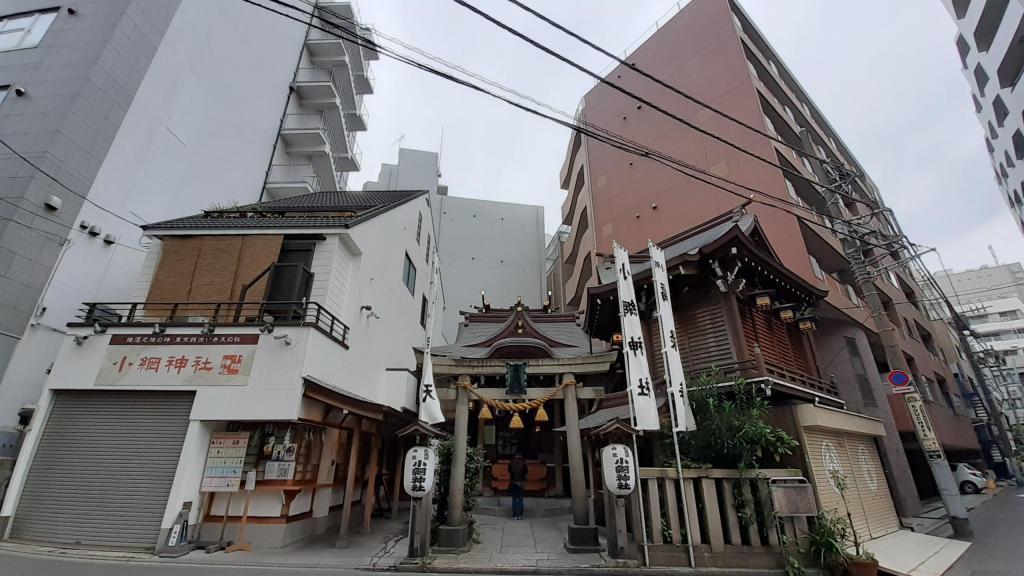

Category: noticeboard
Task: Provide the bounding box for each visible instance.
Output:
[201,431,249,492]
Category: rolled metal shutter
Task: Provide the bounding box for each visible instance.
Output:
[842,435,900,538]
[11,390,194,550]
[804,429,900,541]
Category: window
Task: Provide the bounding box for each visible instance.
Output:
[997,16,1024,88]
[994,95,1010,127]
[402,253,417,295]
[1000,310,1021,320]
[973,94,983,113]
[957,34,971,69]
[887,269,900,287]
[763,115,777,137]
[425,235,431,264]
[975,0,1009,53]
[416,212,423,244]
[843,283,860,305]
[0,85,7,106]
[784,178,801,205]
[809,255,825,281]
[420,295,428,328]
[0,9,58,52]
[846,337,875,407]
[802,156,815,175]
[1014,129,1024,161]
[784,105,795,124]
[975,63,990,96]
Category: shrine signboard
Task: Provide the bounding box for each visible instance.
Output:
[601,443,636,496]
[96,334,259,387]
[201,431,249,492]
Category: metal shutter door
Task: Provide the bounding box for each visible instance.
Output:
[11,390,194,550]
[803,429,870,539]
[842,435,900,538]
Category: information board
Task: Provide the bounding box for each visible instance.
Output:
[200,431,249,492]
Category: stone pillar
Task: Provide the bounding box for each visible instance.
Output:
[563,373,600,552]
[437,375,471,550]
[336,416,363,548]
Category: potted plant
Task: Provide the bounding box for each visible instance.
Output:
[830,470,878,576]
[807,509,849,576]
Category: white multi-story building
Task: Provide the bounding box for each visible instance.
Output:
[959,296,1024,423]
[363,148,546,343]
[941,0,1024,235]
[0,1,376,483]
[1,189,440,552]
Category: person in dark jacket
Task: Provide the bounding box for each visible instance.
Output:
[509,454,527,519]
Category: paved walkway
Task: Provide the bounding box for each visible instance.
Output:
[946,487,1024,576]
[431,513,607,569]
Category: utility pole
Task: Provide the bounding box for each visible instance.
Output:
[964,340,1023,484]
[800,131,972,538]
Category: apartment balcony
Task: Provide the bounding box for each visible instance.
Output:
[74,300,351,349]
[358,25,379,60]
[343,96,367,131]
[306,27,347,64]
[264,164,321,200]
[292,67,341,110]
[279,113,343,190]
[334,139,361,173]
[352,64,374,95]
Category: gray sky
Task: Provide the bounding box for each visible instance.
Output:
[349,0,1022,274]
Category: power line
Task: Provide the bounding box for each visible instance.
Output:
[255,0,896,254]
[831,280,1024,311]
[0,197,147,253]
[0,137,144,229]
[502,0,848,173]
[450,0,868,211]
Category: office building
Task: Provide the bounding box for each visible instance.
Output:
[941,0,1024,236]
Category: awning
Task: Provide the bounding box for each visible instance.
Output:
[862,530,970,576]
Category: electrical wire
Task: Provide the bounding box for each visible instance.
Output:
[501,0,848,173]
[251,0,897,254]
[450,0,869,209]
[0,197,147,253]
[0,137,144,229]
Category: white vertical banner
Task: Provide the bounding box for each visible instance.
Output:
[649,241,697,432]
[419,258,444,425]
[613,241,661,431]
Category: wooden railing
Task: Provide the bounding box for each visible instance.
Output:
[633,468,805,569]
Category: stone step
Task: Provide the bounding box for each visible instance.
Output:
[476,497,572,518]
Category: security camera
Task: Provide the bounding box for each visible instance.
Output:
[259,322,275,334]
[200,321,215,335]
[67,7,77,15]
[92,322,107,335]
[273,333,293,346]
[13,86,26,97]
[73,335,90,346]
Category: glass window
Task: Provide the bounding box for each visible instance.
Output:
[425,235,431,264]
[0,85,7,106]
[887,269,900,287]
[846,337,875,406]
[402,253,417,295]
[784,178,801,205]
[420,295,428,328]
[0,9,58,52]
[416,212,423,244]
[809,255,825,281]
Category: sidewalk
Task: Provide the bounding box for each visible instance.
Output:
[901,485,1006,535]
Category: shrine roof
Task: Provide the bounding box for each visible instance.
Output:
[142,190,428,232]
[429,305,605,360]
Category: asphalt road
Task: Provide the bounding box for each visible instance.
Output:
[0,551,383,576]
[947,486,1024,576]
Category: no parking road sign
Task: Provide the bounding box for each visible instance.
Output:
[888,369,913,394]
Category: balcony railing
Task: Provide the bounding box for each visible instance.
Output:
[686,356,841,402]
[73,301,351,349]
[295,66,334,83]
[267,164,321,190]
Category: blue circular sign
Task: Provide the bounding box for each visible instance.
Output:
[888,370,911,387]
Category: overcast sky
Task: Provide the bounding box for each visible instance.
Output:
[347,0,1022,274]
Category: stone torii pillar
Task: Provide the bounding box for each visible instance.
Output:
[563,373,600,552]
[437,374,471,551]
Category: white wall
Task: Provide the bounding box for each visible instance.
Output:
[0,0,310,429]
[436,195,545,342]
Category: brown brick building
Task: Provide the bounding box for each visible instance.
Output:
[553,0,982,515]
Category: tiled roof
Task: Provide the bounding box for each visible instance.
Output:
[143,190,428,231]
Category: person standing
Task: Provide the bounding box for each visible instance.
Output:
[509,453,527,519]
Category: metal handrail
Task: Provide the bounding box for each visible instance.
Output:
[267,164,321,190]
[74,300,350,349]
[294,66,333,83]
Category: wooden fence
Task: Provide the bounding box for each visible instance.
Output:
[633,468,808,569]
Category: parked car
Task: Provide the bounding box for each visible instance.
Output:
[950,462,986,494]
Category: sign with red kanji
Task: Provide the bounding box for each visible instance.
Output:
[96,334,259,387]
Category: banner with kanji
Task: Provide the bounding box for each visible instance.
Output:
[613,241,661,430]
[419,259,445,425]
[649,241,697,432]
